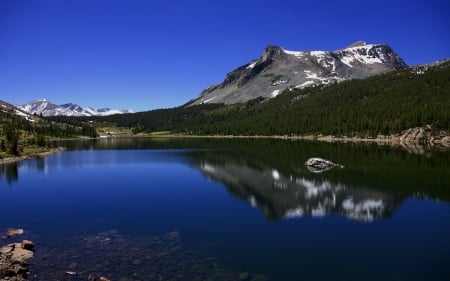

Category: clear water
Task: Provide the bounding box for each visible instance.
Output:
[1,138,449,281]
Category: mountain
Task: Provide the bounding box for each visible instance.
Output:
[17,99,134,117]
[0,99,40,122]
[188,41,407,105]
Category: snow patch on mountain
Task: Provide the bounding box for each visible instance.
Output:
[338,44,383,66]
[246,61,257,69]
[13,109,37,122]
[270,90,281,98]
[283,49,305,57]
[310,50,327,57]
[295,81,315,88]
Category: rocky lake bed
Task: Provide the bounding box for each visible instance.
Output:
[1,228,268,281]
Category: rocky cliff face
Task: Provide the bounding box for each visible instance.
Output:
[188,41,408,105]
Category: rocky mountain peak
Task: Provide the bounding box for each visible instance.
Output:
[334,43,407,70]
[188,41,409,106]
[261,45,286,62]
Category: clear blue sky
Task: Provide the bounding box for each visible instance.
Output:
[1,0,449,112]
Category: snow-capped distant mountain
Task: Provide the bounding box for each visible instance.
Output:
[188,41,408,105]
[18,99,134,117]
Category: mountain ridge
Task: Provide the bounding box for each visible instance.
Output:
[17,99,134,117]
[0,99,41,123]
[188,41,407,105]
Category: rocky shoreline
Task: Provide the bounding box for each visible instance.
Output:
[172,126,450,153]
[0,229,34,281]
[0,148,65,166]
[149,126,449,145]
[308,127,450,154]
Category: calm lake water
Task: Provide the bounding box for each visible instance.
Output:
[1,138,450,281]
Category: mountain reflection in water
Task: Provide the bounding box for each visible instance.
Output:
[196,160,402,222]
[2,137,449,224]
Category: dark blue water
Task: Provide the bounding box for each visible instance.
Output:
[1,138,450,280]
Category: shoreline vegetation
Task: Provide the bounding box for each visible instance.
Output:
[147,126,450,144]
[1,126,449,166]
[122,126,450,153]
[0,147,65,166]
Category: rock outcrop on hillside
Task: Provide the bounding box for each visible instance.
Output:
[392,127,450,153]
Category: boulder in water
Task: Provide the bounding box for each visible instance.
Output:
[305,157,343,173]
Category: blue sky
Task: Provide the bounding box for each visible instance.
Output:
[1,0,449,112]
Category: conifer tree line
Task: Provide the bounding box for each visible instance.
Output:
[0,112,97,156]
[87,61,450,137]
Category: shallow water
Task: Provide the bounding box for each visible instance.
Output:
[1,138,450,280]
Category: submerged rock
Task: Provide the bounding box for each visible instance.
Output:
[0,240,35,281]
[21,240,34,251]
[305,157,343,173]
[6,228,24,238]
[239,271,250,280]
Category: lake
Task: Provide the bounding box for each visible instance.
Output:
[1,137,450,281]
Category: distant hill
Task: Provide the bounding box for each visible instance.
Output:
[187,41,407,105]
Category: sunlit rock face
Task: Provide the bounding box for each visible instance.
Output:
[195,161,402,223]
[188,41,407,105]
